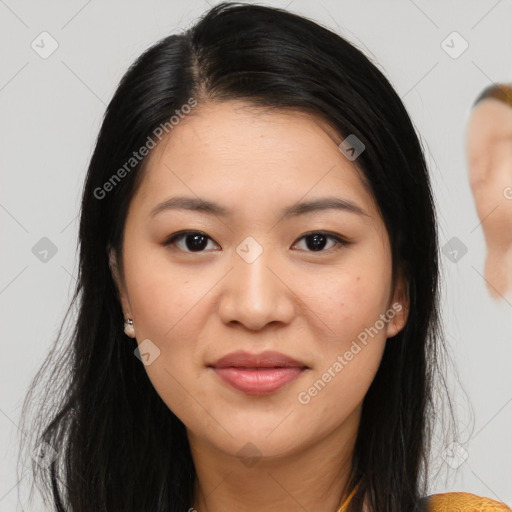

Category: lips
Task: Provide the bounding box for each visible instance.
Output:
[208,350,309,395]
[209,350,308,369]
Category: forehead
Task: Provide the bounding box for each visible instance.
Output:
[133,100,378,218]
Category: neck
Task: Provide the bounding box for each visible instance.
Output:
[188,406,361,512]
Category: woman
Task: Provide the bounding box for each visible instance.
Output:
[18,3,511,511]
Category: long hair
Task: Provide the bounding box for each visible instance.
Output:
[18,3,456,511]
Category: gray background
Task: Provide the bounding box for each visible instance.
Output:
[1,0,511,509]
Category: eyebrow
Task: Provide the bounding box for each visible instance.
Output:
[149,196,370,219]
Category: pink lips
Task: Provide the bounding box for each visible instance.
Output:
[208,350,308,395]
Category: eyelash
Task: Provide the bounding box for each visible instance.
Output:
[162,230,349,254]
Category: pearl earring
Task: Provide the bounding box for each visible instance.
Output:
[124,318,135,337]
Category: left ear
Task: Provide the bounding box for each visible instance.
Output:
[385,269,410,339]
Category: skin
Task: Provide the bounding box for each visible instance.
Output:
[110,100,409,512]
[466,97,512,301]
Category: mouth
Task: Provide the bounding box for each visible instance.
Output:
[207,350,309,395]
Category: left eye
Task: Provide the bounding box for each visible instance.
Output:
[163,231,347,253]
[292,232,347,252]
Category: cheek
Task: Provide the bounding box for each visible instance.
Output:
[319,279,388,384]
[125,247,206,340]
[301,260,390,404]
[299,339,385,438]
[298,272,388,423]
[294,309,387,440]
[311,265,390,344]
[123,248,212,369]
[123,254,208,419]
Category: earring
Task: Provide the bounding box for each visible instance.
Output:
[124,317,135,337]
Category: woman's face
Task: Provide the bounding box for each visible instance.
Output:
[111,100,408,460]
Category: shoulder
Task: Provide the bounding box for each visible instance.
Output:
[423,491,511,512]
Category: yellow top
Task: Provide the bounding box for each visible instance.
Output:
[427,492,511,512]
[336,482,511,512]
[336,483,359,511]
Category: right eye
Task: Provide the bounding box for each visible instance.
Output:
[163,230,220,253]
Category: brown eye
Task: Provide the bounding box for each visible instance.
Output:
[164,231,220,253]
[292,232,348,253]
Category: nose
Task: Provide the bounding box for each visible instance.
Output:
[217,243,295,331]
